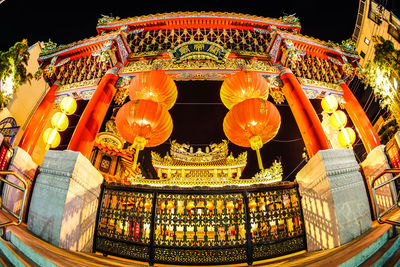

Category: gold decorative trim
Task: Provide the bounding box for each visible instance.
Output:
[55,78,100,93]
[127,160,282,187]
[96,11,301,29]
[297,77,342,92]
[120,58,278,75]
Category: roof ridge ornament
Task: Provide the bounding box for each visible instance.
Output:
[279,13,300,25]
[41,39,57,54]
[98,14,120,25]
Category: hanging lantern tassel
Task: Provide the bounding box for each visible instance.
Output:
[130,136,148,170]
[250,135,264,170]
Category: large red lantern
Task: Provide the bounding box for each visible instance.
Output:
[223,98,281,170]
[115,99,173,168]
[129,70,177,110]
[220,71,269,110]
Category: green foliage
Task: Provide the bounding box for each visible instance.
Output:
[0,39,33,109]
[358,36,400,124]
[378,117,399,144]
[373,36,400,78]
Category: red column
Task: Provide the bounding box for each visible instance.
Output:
[279,68,331,157]
[67,66,120,158]
[18,81,60,155]
[339,80,380,153]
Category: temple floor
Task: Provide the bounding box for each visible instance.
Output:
[0,209,399,266]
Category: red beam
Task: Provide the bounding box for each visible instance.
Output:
[280,67,331,157]
[339,80,380,153]
[67,65,121,158]
[18,81,60,155]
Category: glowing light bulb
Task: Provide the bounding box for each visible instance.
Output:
[140,119,149,125]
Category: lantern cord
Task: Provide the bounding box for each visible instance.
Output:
[272,137,303,143]
[255,149,264,171]
[132,149,140,170]
[174,102,289,106]
[175,103,223,105]
[283,158,306,181]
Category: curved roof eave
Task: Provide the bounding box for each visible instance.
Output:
[96,11,301,31]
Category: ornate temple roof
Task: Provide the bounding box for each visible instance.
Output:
[145,140,282,187]
[151,140,247,170]
[37,11,357,76]
[38,30,124,60]
[96,11,301,32]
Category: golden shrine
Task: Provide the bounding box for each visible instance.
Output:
[150,140,282,186]
[152,140,247,180]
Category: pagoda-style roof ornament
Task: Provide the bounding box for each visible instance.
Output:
[97,14,120,25]
[279,14,300,25]
[340,38,357,53]
[140,140,282,187]
[41,39,58,54]
[169,139,229,163]
[151,140,246,181]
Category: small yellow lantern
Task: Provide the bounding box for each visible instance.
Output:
[167,200,175,211]
[186,201,195,211]
[144,200,152,212]
[160,201,166,210]
[226,201,235,212]
[60,96,77,115]
[51,112,69,132]
[338,127,356,148]
[329,110,347,130]
[43,128,61,150]
[206,201,215,212]
[249,199,257,210]
[321,95,339,113]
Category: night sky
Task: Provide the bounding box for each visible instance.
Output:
[1,0,398,180]
[0,0,377,50]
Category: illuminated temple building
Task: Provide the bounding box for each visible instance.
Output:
[0,9,399,266]
[151,140,248,181]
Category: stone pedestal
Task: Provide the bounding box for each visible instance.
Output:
[2,147,38,221]
[27,150,103,252]
[296,149,372,252]
[360,145,395,219]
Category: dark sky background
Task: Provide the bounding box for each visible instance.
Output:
[1,0,399,180]
[0,0,382,51]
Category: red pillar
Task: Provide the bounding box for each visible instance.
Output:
[18,81,60,155]
[67,66,120,158]
[279,68,331,157]
[339,80,380,153]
